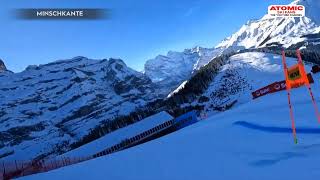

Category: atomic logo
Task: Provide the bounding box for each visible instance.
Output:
[268,5,305,17]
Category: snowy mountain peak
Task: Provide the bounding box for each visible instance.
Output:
[0,56,161,161]
[216,0,320,50]
[144,49,198,83]
[107,58,129,74]
[144,0,320,98]
[144,46,222,93]
[108,58,126,66]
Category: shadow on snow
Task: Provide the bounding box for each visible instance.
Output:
[234,121,320,134]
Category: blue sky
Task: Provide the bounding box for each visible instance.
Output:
[0,0,291,72]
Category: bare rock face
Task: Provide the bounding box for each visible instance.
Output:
[0,59,7,72]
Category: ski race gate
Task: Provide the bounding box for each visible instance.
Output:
[1,111,199,180]
[252,49,320,144]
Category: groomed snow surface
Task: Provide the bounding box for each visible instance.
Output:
[21,52,320,180]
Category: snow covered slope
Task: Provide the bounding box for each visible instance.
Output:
[22,52,320,180]
[0,57,160,161]
[195,52,287,114]
[4,0,320,170]
[144,0,320,89]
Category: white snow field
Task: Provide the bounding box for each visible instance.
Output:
[21,52,320,180]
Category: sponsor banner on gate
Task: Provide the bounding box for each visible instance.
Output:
[252,73,314,99]
[252,81,286,99]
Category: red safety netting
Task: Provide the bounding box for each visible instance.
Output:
[1,156,92,180]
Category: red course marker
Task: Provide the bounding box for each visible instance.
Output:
[282,49,320,144]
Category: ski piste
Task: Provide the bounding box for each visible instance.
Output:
[281,49,320,144]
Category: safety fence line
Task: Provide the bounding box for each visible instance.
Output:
[1,118,177,180]
[1,156,91,180]
[92,119,175,158]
